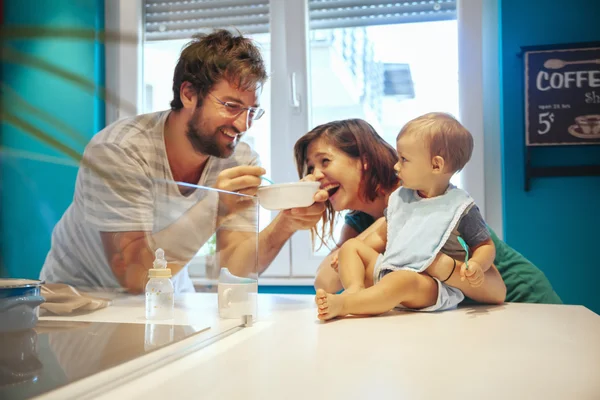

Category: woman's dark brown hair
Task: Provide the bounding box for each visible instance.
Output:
[293,119,399,249]
[170,29,268,110]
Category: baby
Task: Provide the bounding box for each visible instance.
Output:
[316,112,496,320]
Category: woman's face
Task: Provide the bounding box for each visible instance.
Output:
[305,137,363,211]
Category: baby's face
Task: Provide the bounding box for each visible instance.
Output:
[394,134,435,190]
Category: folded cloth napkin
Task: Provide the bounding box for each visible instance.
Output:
[40,284,111,315]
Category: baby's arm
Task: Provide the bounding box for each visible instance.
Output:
[461,239,496,287]
[457,205,495,287]
[469,239,495,272]
[424,206,505,303]
[429,255,506,304]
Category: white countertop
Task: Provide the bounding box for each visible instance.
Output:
[38,294,600,400]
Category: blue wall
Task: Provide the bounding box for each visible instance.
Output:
[500,0,600,313]
[1,0,105,278]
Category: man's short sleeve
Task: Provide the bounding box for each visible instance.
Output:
[81,143,154,232]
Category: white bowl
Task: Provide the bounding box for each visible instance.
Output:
[257,181,320,210]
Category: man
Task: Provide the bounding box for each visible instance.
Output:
[40,30,327,293]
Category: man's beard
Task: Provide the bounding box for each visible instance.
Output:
[186,116,238,159]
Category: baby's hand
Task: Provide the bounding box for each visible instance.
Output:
[330,254,339,272]
[461,260,484,287]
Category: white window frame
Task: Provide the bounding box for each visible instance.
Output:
[266,0,312,277]
[105,0,503,283]
[481,0,504,239]
[104,0,144,124]
[457,0,503,238]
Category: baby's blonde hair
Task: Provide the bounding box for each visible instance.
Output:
[397,112,473,173]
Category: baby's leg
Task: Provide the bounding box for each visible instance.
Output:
[338,238,379,293]
[316,239,379,319]
[316,270,438,320]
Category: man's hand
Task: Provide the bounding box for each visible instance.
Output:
[277,174,328,233]
[461,260,485,287]
[214,165,265,217]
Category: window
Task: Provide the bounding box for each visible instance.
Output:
[141,1,289,278]
[302,21,460,263]
[143,32,275,238]
[108,0,490,281]
[310,23,459,140]
[293,2,460,273]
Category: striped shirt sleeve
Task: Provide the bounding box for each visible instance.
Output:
[81,142,154,232]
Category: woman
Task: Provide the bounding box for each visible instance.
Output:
[294,119,561,305]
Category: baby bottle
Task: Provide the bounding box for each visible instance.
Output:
[145,248,174,320]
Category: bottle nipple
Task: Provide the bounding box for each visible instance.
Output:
[153,248,167,269]
[150,248,171,278]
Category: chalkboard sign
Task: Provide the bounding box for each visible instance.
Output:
[524,43,600,146]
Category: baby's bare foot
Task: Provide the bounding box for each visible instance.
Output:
[315,289,346,321]
[315,289,328,314]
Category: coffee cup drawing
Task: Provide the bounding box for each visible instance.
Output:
[568,114,600,139]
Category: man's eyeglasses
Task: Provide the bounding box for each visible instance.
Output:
[209,93,265,122]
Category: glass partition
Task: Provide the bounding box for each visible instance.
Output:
[0,152,259,399]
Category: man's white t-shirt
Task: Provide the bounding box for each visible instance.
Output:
[40,110,259,292]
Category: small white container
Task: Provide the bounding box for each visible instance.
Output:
[217,268,258,320]
[145,248,174,320]
[257,181,320,210]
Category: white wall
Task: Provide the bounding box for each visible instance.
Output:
[458,0,503,237]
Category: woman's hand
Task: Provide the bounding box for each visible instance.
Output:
[428,252,505,304]
[426,252,457,282]
[278,174,328,232]
[301,173,328,198]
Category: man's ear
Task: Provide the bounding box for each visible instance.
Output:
[432,155,445,173]
[180,82,197,109]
